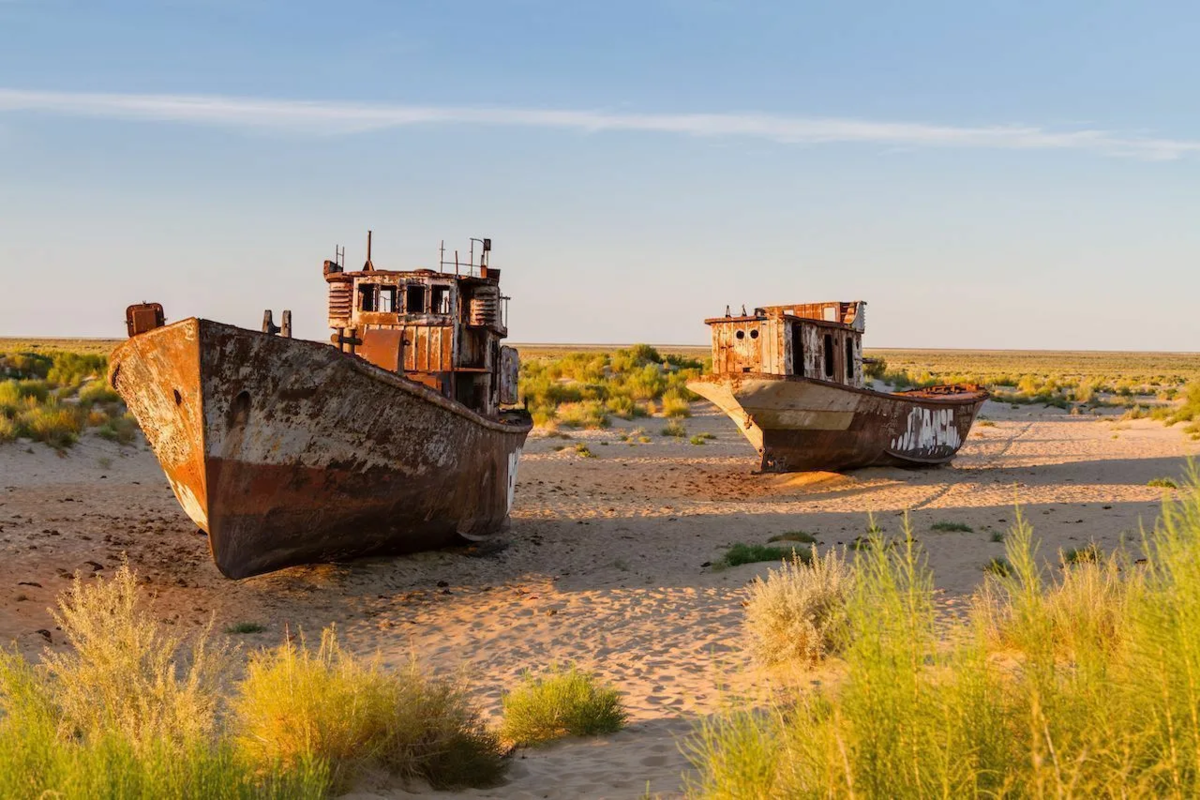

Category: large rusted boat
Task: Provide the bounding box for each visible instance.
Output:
[687,302,987,472]
[109,235,531,578]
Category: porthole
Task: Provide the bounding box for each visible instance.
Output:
[750,329,759,339]
[735,330,745,340]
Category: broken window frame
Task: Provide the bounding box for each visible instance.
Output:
[431,285,451,315]
[378,286,397,313]
[823,334,835,379]
[358,283,378,312]
[405,284,427,314]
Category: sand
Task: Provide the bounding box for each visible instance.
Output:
[1,399,1198,798]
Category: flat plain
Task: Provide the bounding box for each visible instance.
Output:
[1,342,1199,797]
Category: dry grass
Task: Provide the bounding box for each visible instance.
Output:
[234,626,504,791]
[743,550,852,665]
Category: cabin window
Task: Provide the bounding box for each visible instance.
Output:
[405,284,426,314]
[845,338,855,382]
[358,284,377,312]
[378,286,396,313]
[791,323,804,376]
[735,330,745,340]
[750,329,759,339]
[432,285,451,314]
[823,334,834,378]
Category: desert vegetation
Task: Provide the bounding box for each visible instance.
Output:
[0,349,135,448]
[688,480,1200,797]
[868,348,1200,427]
[0,565,516,797]
[518,344,704,429]
[499,665,626,746]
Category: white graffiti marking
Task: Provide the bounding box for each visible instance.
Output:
[891,407,961,454]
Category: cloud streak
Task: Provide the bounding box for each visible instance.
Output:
[1,87,1198,160]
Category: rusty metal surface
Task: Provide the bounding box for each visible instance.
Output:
[110,318,532,578]
[688,373,986,472]
[125,303,165,336]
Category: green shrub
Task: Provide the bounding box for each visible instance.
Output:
[499,665,626,746]
[1148,476,1180,489]
[930,521,973,533]
[78,379,121,406]
[556,401,610,430]
[719,543,810,569]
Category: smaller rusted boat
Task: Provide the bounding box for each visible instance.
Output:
[687,302,987,472]
[109,235,532,578]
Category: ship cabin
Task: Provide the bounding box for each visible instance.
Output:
[705,301,867,389]
[322,238,519,419]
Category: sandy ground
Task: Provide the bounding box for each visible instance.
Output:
[1,399,1198,798]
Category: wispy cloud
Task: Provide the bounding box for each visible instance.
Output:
[1,87,1197,160]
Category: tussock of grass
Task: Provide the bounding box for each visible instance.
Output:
[225,622,266,635]
[661,419,687,438]
[1148,476,1180,489]
[499,665,626,746]
[573,443,596,458]
[235,627,504,791]
[744,550,852,665]
[767,531,817,544]
[930,521,973,532]
[688,480,1200,797]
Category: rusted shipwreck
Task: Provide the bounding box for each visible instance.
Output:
[109,236,531,578]
[687,302,987,472]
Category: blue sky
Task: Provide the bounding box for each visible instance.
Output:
[1,1,1198,349]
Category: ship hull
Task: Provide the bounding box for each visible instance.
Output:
[687,374,987,473]
[109,319,531,578]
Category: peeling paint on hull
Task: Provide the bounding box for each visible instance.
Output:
[688,374,986,473]
[109,318,532,578]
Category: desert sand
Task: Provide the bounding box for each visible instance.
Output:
[1,398,1197,798]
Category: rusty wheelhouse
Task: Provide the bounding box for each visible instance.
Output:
[110,235,532,578]
[687,302,987,472]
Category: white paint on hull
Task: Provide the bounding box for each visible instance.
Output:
[506,446,522,513]
[890,406,961,455]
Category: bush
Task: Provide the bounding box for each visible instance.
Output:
[744,551,852,665]
[930,521,973,532]
[499,665,626,746]
[234,627,504,791]
[662,389,692,419]
[78,379,121,406]
[555,401,610,430]
[41,564,228,750]
[661,419,687,438]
